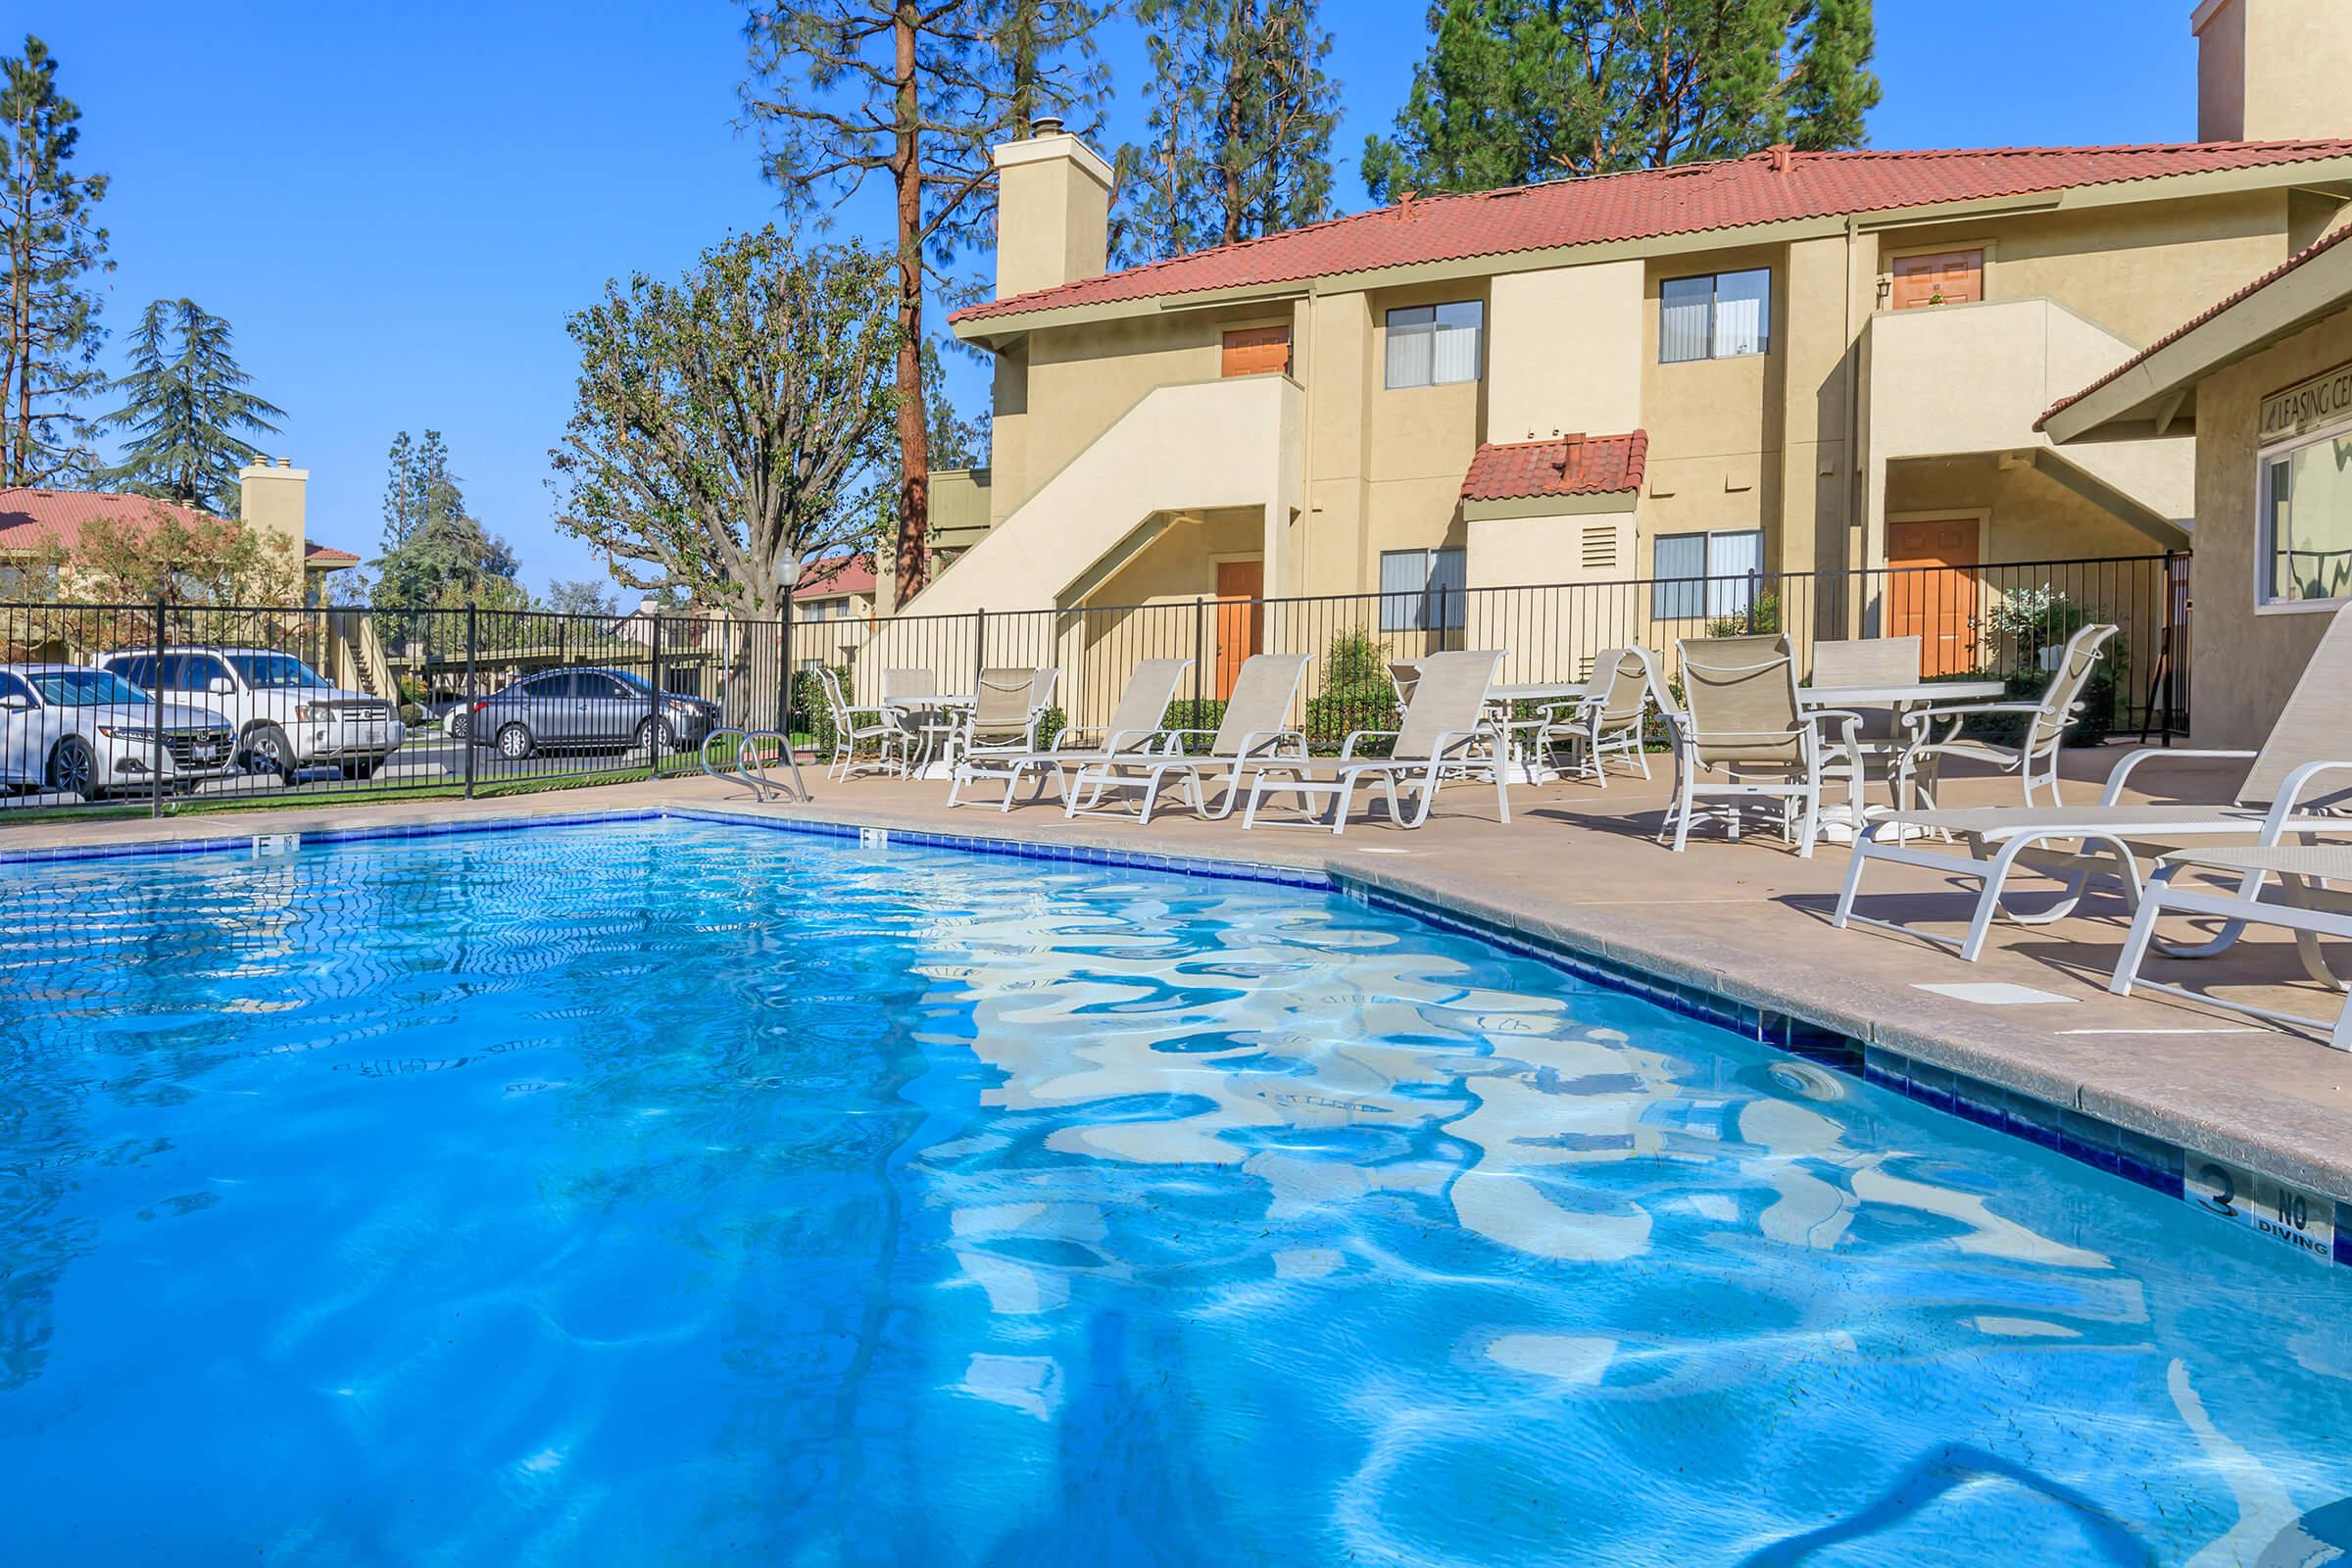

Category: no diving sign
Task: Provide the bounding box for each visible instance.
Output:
[2187,1153,2336,1266]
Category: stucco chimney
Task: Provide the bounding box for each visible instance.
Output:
[237,457,308,564]
[992,118,1112,301]
[2193,0,2352,141]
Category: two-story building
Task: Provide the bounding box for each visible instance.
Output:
[902,0,2352,704]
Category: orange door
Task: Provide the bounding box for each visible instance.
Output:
[1214,560,1264,699]
[1890,249,1984,310]
[1221,326,1291,377]
[1886,519,1981,676]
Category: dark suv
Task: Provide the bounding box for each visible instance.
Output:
[466,668,718,760]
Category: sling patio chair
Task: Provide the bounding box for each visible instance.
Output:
[1243,649,1510,835]
[814,666,908,781]
[1661,634,1865,858]
[942,666,1057,795]
[947,657,1191,810]
[1888,623,2118,813]
[2109,843,2352,1051]
[1834,602,2352,963]
[881,667,961,775]
[1062,652,1311,824]
[1533,645,1658,787]
[1807,635,1922,801]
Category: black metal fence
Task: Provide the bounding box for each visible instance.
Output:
[0,552,2185,816]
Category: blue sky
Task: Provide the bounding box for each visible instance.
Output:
[30,1,2204,596]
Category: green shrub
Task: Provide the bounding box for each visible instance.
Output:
[790,665,848,754]
[1703,590,1781,638]
[1161,698,1227,739]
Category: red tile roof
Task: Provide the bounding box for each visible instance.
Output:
[1461,432,1647,504]
[0,487,357,569]
[2039,220,2352,427]
[956,140,2352,324]
[794,554,877,597]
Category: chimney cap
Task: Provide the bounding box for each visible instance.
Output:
[1029,113,1065,137]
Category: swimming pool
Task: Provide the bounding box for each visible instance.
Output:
[3,818,2349,1563]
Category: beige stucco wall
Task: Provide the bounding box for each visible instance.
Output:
[2195,0,2352,143]
[992,133,1112,302]
[2181,307,2352,746]
[1486,261,1642,443]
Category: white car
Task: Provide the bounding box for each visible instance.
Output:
[99,646,406,780]
[0,663,239,800]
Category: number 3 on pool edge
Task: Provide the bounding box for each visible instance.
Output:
[2197,1161,2237,1218]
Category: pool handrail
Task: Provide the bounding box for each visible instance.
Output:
[700,727,810,804]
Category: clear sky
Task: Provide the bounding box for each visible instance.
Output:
[25,1,2206,596]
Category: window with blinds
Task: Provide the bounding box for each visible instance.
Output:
[1384,302,1483,389]
[1378,548,1468,630]
[1651,528,1765,619]
[1659,269,1771,363]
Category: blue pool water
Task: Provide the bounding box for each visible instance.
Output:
[3,820,2351,1564]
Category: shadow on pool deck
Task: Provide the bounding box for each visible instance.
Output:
[5,742,2348,1206]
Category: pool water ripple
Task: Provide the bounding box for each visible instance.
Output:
[1,820,2350,1564]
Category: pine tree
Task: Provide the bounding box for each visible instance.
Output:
[1361,0,1880,202]
[0,34,110,488]
[99,298,285,514]
[373,428,525,612]
[740,0,1107,608]
[1116,0,1338,265]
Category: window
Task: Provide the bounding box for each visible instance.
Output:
[1379,548,1467,631]
[178,655,232,693]
[1651,529,1765,620]
[0,562,56,600]
[108,655,156,689]
[226,653,326,690]
[574,673,631,700]
[2260,420,2352,607]
[1384,302,1483,389]
[0,672,32,708]
[1659,269,1771,363]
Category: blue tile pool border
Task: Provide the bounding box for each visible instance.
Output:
[4,805,2337,1264]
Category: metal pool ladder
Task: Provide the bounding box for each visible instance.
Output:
[701,728,810,804]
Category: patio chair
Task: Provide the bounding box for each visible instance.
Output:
[1534,646,1656,787]
[947,657,1190,810]
[1808,635,1921,796]
[1063,653,1310,824]
[1834,602,2352,962]
[2109,844,2352,1051]
[883,667,959,774]
[1244,649,1509,835]
[1662,634,1864,858]
[1889,623,2118,812]
[814,666,907,780]
[944,666,1057,788]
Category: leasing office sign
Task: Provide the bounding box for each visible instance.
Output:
[2261,360,2352,441]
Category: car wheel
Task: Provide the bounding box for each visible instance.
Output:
[634,717,675,758]
[444,710,470,740]
[241,723,297,784]
[496,723,534,761]
[46,735,98,801]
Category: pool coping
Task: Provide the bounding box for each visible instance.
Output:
[7,801,2345,1269]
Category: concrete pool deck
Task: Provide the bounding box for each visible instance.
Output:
[6,748,2350,1224]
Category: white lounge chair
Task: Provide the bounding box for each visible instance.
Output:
[1244,649,1509,834]
[1662,634,1863,858]
[1063,652,1310,823]
[1835,602,2352,962]
[1890,623,2117,811]
[947,657,1190,810]
[2110,844,2352,1050]
[813,666,907,780]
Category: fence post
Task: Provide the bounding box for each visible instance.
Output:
[150,595,166,819]
[463,601,477,800]
[2159,549,2180,746]
[972,607,986,693]
[1192,596,1206,712]
[649,612,662,775]
[1744,569,1761,634]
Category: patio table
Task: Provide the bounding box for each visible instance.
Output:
[1487,680,1597,783]
[884,694,974,779]
[1795,679,2007,841]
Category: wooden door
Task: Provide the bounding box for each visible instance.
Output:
[1221,326,1291,377]
[1214,559,1264,699]
[1886,519,1981,676]
[1890,249,1984,311]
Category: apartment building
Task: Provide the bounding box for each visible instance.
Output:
[901,0,2352,697]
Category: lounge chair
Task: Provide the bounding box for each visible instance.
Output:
[1243,649,1509,835]
[1835,603,2352,961]
[1889,623,2118,811]
[1063,652,1310,823]
[1535,645,1656,786]
[2109,844,2352,1050]
[1662,634,1863,858]
[947,657,1190,810]
[814,666,907,780]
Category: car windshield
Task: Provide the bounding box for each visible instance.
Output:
[28,669,148,707]
[227,653,329,690]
